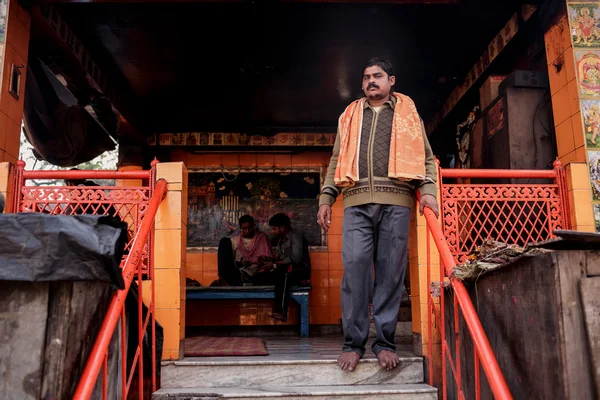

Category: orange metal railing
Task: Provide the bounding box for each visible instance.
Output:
[11,161,164,399]
[73,177,167,399]
[421,161,570,400]
[439,160,570,264]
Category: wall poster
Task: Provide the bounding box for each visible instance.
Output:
[186,168,325,251]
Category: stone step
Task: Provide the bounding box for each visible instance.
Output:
[161,356,424,388]
[153,383,437,400]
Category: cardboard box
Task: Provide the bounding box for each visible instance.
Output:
[479,75,506,111]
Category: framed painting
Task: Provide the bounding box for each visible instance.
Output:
[186,167,326,251]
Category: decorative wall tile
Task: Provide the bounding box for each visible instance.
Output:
[159,133,172,146]
[185,133,199,146]
[576,49,600,97]
[569,3,600,48]
[212,132,223,145]
[588,150,600,200]
[581,100,600,148]
[198,132,210,145]
[149,133,336,148]
[594,203,600,231]
[172,133,186,146]
[224,133,238,145]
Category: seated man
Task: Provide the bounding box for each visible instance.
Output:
[214,215,273,286]
[256,213,311,321]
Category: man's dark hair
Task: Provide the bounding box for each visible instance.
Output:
[363,58,395,78]
[269,213,291,228]
[239,215,255,226]
[65,168,86,186]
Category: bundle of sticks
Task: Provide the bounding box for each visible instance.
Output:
[453,240,550,280]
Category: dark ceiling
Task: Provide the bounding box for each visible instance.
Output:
[36,0,527,135]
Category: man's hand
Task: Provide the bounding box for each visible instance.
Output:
[317,204,332,232]
[258,263,276,274]
[258,255,272,264]
[419,194,439,218]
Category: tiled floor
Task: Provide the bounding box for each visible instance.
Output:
[184,335,414,363]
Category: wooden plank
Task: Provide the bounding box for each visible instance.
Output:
[530,231,600,250]
[580,277,600,397]
[187,285,311,293]
[40,281,115,399]
[475,252,562,399]
[586,251,600,277]
[555,251,595,400]
[554,230,600,243]
[0,282,49,400]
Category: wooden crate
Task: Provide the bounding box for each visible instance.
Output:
[443,251,600,400]
[0,281,120,400]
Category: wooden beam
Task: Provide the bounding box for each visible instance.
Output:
[42,0,459,4]
[33,5,143,137]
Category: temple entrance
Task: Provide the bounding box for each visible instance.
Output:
[12,0,571,397]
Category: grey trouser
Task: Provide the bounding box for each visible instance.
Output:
[341,204,410,357]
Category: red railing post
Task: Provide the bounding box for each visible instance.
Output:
[553,159,572,230]
[14,166,161,399]
[475,349,481,400]
[150,159,158,394]
[102,353,108,400]
[11,159,25,213]
[418,190,513,400]
[440,259,447,400]
[73,178,168,400]
[121,307,127,398]
[426,224,434,386]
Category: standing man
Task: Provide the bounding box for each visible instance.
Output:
[317,58,439,372]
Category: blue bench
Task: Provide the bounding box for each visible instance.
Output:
[186,285,311,337]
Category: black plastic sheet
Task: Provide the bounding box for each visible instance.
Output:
[0,214,127,289]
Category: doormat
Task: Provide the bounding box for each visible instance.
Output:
[184,336,269,357]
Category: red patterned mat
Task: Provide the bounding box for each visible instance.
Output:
[184,336,269,357]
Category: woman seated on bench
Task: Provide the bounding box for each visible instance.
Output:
[213,215,274,286]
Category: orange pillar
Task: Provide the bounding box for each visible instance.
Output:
[153,162,188,360]
[0,0,31,211]
[0,0,30,164]
[408,183,442,386]
[546,3,598,231]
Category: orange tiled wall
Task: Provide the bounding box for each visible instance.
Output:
[546,8,585,164]
[171,150,345,326]
[0,0,30,164]
[545,3,598,231]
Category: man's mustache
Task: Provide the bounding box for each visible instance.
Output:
[367,83,379,90]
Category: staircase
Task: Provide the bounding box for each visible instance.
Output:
[153,337,437,399]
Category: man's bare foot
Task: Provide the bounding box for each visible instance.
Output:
[377,350,399,370]
[337,352,360,372]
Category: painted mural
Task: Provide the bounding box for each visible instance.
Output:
[569,3,600,47]
[581,100,600,148]
[589,150,600,201]
[149,132,335,147]
[576,50,600,97]
[0,0,7,92]
[567,2,600,232]
[187,170,322,248]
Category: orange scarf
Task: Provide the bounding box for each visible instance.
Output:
[334,92,426,187]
